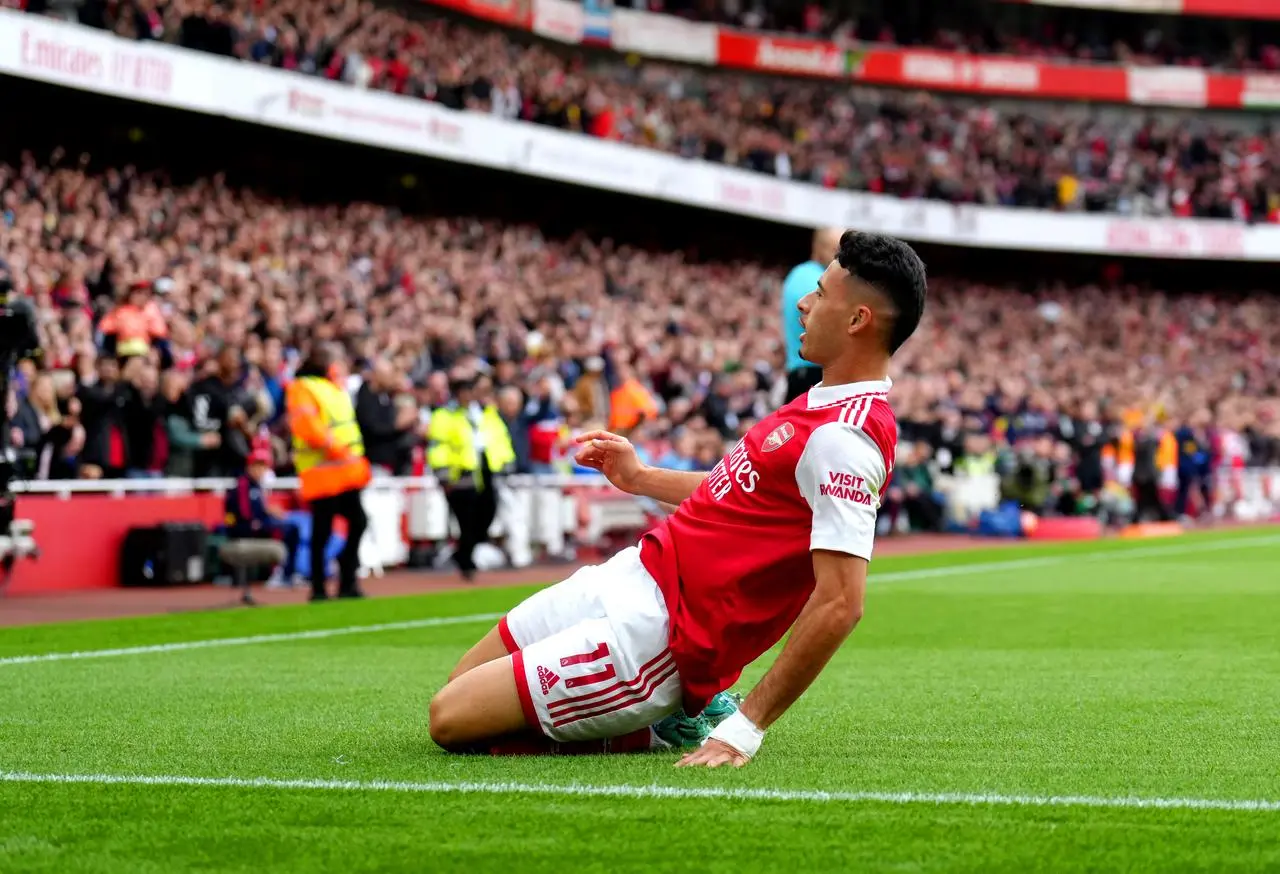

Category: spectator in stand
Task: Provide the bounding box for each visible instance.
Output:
[178,0,235,57]
[11,376,42,462]
[160,367,218,477]
[356,356,418,476]
[98,280,169,364]
[496,385,533,474]
[607,361,660,435]
[223,444,303,589]
[76,354,130,479]
[656,429,699,472]
[699,374,737,437]
[1067,400,1110,503]
[189,345,254,477]
[257,337,289,426]
[1173,410,1214,519]
[693,438,724,472]
[1002,435,1056,515]
[120,356,167,478]
[1130,413,1176,523]
[571,357,611,424]
[893,442,944,532]
[15,371,85,481]
[527,415,568,475]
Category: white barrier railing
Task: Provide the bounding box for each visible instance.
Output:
[9,473,596,494]
[1218,466,1280,522]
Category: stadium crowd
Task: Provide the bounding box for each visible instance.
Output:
[14,0,1280,222]
[2,151,1278,534]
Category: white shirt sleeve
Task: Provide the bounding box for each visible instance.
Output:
[794,422,888,560]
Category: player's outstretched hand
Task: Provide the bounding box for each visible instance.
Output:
[573,430,646,494]
[674,739,750,769]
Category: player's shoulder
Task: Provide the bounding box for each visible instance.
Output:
[802,414,884,454]
[793,417,891,495]
[860,395,899,444]
[805,391,896,434]
[800,395,896,468]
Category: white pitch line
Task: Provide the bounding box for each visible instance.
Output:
[0,770,1276,813]
[1,533,1276,669]
[875,533,1280,583]
[0,613,502,666]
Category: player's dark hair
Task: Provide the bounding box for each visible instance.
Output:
[835,231,927,354]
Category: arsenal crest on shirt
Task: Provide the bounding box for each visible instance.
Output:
[762,421,795,452]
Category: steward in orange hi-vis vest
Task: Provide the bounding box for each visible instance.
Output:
[285,345,371,601]
[287,374,371,502]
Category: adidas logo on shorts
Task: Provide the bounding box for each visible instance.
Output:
[537,665,561,695]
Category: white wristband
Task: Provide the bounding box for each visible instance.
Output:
[706,710,765,759]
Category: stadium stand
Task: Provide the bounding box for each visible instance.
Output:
[14,0,1280,220]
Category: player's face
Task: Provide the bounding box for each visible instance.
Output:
[796,263,855,366]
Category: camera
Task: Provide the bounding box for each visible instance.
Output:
[0,273,41,360]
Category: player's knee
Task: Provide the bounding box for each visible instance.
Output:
[428,688,463,750]
[429,682,490,751]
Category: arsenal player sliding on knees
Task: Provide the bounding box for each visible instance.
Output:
[429,231,928,767]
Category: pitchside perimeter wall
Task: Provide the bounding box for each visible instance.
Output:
[7,470,1279,596]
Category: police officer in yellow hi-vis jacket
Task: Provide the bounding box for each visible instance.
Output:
[428,372,515,581]
[286,344,372,601]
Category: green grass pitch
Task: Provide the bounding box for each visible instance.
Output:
[1,529,1278,873]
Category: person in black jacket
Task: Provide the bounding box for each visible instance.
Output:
[355,357,416,475]
[121,357,167,477]
[189,346,254,477]
[1132,419,1173,523]
[179,2,236,57]
[76,355,130,479]
[496,385,532,473]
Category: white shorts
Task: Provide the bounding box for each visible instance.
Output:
[498,546,682,742]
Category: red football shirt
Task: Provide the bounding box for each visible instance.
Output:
[639,379,898,714]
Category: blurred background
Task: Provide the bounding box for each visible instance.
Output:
[0,0,1278,601]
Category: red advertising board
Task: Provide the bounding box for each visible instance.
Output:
[885,50,1130,101]
[719,31,1134,100]
[718,30,1279,110]
[715,32,856,78]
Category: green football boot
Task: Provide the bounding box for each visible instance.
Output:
[699,691,742,730]
[651,692,743,750]
[652,708,709,750]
